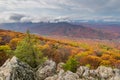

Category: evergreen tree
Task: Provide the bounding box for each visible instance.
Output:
[14,30,46,67]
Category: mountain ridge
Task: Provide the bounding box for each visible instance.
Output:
[0,22,120,40]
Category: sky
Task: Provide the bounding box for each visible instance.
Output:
[0,0,120,23]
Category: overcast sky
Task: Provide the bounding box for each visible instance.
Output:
[0,0,120,23]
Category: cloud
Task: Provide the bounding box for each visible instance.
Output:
[0,13,24,23]
[0,12,70,23]
[0,0,61,10]
[0,0,120,23]
[9,14,25,21]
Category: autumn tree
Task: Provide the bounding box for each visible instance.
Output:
[9,38,21,50]
[0,45,11,66]
[14,30,46,68]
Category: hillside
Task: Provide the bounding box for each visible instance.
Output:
[0,22,119,39]
[0,29,120,69]
[81,23,120,36]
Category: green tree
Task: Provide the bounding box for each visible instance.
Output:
[63,57,79,72]
[14,30,46,68]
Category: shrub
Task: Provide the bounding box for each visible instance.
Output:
[100,60,111,67]
[114,60,120,69]
[101,54,111,60]
[63,57,79,72]
[0,51,9,66]
[76,51,91,58]
[79,43,89,50]
[0,45,11,66]
[9,38,21,50]
[79,55,102,69]
[113,53,120,60]
[0,45,11,52]
[99,44,113,50]
[94,50,103,57]
[85,64,91,68]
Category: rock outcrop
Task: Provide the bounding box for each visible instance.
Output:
[0,56,120,80]
[45,70,79,80]
[76,66,120,80]
[0,56,35,80]
[45,66,120,80]
[36,60,56,80]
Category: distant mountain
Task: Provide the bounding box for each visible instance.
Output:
[0,22,120,39]
[81,23,120,35]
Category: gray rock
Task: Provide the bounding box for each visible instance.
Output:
[45,70,79,80]
[76,66,89,78]
[0,56,35,80]
[96,66,114,79]
[44,70,65,80]
[1,56,120,80]
[61,71,79,80]
[109,69,120,80]
[76,66,98,80]
[36,60,56,80]
[57,62,65,72]
[45,75,58,80]
[57,69,65,79]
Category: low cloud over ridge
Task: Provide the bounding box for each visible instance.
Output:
[0,0,120,23]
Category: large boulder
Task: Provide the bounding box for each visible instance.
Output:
[95,66,120,80]
[0,56,35,80]
[96,66,114,79]
[36,60,56,80]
